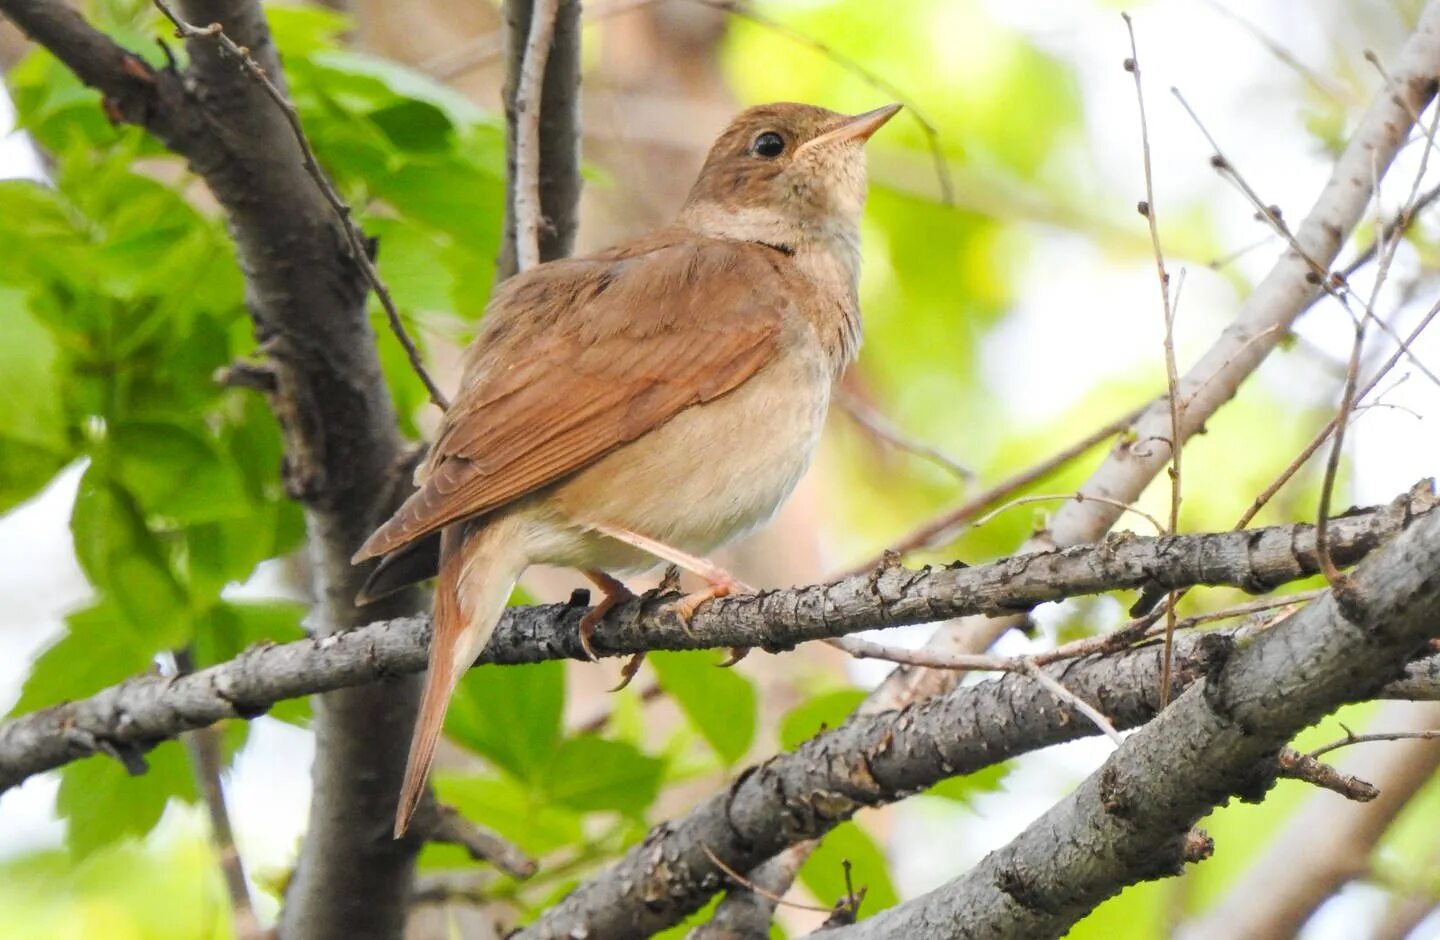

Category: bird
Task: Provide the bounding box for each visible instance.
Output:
[352,101,901,837]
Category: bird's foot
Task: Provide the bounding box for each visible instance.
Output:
[578,569,636,662]
[671,569,753,629]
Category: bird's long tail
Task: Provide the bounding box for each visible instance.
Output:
[394,518,524,837]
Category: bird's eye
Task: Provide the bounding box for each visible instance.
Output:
[752,131,785,158]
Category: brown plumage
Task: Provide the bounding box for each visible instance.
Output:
[355,102,901,836]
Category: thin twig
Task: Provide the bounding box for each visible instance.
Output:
[1317,317,1368,586]
[513,0,562,272]
[835,388,975,483]
[824,635,1018,673]
[1175,86,1440,392]
[172,651,260,940]
[701,844,835,914]
[846,405,1146,575]
[825,589,1323,680]
[1275,747,1380,801]
[1237,299,1440,529]
[422,801,538,879]
[1200,0,1350,103]
[1024,660,1124,746]
[1339,181,1440,279]
[970,492,1167,535]
[1123,13,1184,707]
[150,0,450,411]
[1207,233,1278,271]
[1308,728,1440,760]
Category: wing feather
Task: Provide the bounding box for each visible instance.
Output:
[354,234,790,562]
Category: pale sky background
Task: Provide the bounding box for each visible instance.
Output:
[1,1,1438,935]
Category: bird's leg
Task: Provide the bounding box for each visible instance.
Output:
[578,569,636,663]
[586,522,754,634]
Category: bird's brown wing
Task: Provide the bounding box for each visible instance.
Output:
[354,234,792,562]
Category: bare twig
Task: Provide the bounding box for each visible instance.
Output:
[1276,747,1380,801]
[1316,315,1366,587]
[417,801,538,880]
[970,492,1167,535]
[835,389,975,483]
[1123,13,1185,706]
[1024,660,1124,745]
[824,635,1018,673]
[1238,299,1440,529]
[1340,181,1440,278]
[1200,0,1350,103]
[1175,86,1440,392]
[171,650,260,939]
[700,844,833,914]
[848,405,1146,575]
[828,589,1321,681]
[183,723,262,938]
[512,0,562,272]
[149,0,449,412]
[691,841,816,938]
[1308,728,1440,760]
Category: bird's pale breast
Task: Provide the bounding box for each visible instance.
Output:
[516,318,832,573]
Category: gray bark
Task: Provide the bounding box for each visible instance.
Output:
[0,1,424,934]
[819,501,1440,939]
[497,0,582,278]
[3,491,1436,791]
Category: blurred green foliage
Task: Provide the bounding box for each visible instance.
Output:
[0,0,1418,936]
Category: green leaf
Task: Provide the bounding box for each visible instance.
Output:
[108,422,251,527]
[799,820,898,918]
[56,740,196,859]
[0,287,69,512]
[366,217,458,312]
[0,286,66,447]
[0,439,69,517]
[10,602,157,717]
[308,49,490,128]
[69,469,189,639]
[540,735,663,817]
[651,650,758,764]
[372,156,504,241]
[778,689,867,750]
[70,469,190,639]
[264,2,351,55]
[433,772,584,857]
[446,660,565,782]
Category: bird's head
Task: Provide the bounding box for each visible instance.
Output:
[679,102,900,250]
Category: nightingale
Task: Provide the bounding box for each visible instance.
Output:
[353,101,901,836]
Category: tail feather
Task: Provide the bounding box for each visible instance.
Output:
[393,520,523,838]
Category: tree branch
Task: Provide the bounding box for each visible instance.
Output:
[818,487,1440,939]
[1179,701,1440,939]
[0,0,429,933]
[497,0,581,279]
[870,0,1440,712]
[3,491,1435,792]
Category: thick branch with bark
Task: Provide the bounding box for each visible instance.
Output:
[821,494,1440,939]
[1177,700,1440,939]
[2,492,1434,791]
[0,0,422,934]
[497,0,581,278]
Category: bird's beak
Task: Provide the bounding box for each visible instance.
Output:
[799,104,903,153]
